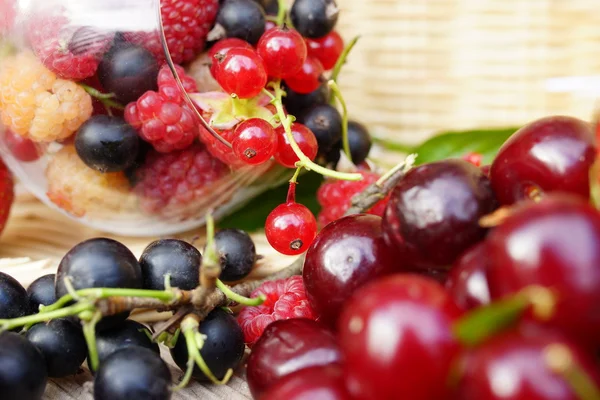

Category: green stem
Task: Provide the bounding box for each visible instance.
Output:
[289,166,302,184]
[330,36,360,84]
[203,211,220,273]
[328,80,351,162]
[83,311,102,371]
[216,279,266,306]
[80,84,116,100]
[0,302,94,332]
[276,0,287,26]
[544,344,600,400]
[271,81,362,182]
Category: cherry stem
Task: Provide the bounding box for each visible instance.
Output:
[544,344,600,400]
[268,82,362,182]
[0,302,95,332]
[276,0,288,26]
[82,310,103,371]
[328,80,351,162]
[589,160,600,210]
[215,279,266,306]
[330,36,360,84]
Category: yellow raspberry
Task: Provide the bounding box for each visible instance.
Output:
[46,145,136,217]
[0,51,92,142]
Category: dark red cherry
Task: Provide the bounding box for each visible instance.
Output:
[246,318,342,399]
[338,274,462,400]
[303,214,397,327]
[456,331,600,400]
[383,159,497,271]
[445,242,490,310]
[486,194,600,347]
[262,365,352,400]
[490,116,595,205]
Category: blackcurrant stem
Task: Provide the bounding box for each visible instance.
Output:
[79,83,117,100]
[200,211,221,290]
[544,344,600,400]
[82,310,103,371]
[327,80,352,163]
[276,0,288,26]
[329,36,360,85]
[215,280,266,306]
[0,302,94,332]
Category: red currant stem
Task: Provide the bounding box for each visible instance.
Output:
[287,181,297,203]
[544,344,600,400]
[276,0,288,26]
[270,80,363,181]
[82,310,103,372]
[329,36,360,85]
[215,279,266,306]
[327,80,351,162]
[289,166,302,184]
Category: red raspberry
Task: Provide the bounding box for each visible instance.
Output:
[237,276,317,346]
[125,0,219,64]
[317,171,388,227]
[28,15,112,81]
[0,158,14,236]
[125,65,199,153]
[132,143,229,215]
[0,0,15,34]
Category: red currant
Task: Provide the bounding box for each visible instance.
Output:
[284,56,324,94]
[274,123,318,168]
[305,31,344,70]
[3,129,41,162]
[209,38,254,77]
[232,118,278,165]
[213,47,268,99]
[257,27,307,79]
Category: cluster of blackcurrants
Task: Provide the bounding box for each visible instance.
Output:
[0,228,257,400]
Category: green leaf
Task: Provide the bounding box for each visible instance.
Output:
[217,171,324,232]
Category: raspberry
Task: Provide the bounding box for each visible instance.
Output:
[0,52,93,142]
[132,143,230,215]
[317,170,388,227]
[28,15,112,81]
[125,0,219,64]
[46,146,135,217]
[125,65,199,153]
[0,157,14,236]
[237,276,317,346]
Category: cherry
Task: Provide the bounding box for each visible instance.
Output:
[456,331,600,400]
[3,129,41,162]
[445,242,490,310]
[284,56,324,94]
[303,214,397,327]
[246,318,343,399]
[232,118,278,165]
[485,194,600,347]
[257,27,307,79]
[305,31,344,70]
[273,123,318,168]
[338,274,462,400]
[208,38,253,77]
[262,365,352,400]
[490,116,595,205]
[213,47,267,99]
[382,159,497,270]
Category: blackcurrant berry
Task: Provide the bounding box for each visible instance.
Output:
[0,332,47,400]
[290,0,339,39]
[216,0,266,45]
[253,0,279,15]
[26,319,87,378]
[95,320,160,368]
[97,42,159,105]
[282,82,329,117]
[346,120,372,164]
[27,274,57,312]
[298,104,342,155]
[171,309,245,382]
[210,228,256,282]
[94,347,171,400]
[383,159,498,270]
[0,271,30,320]
[75,115,140,173]
[140,239,202,291]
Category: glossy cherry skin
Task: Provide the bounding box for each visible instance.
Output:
[383,159,497,270]
[305,31,344,70]
[257,27,307,78]
[213,47,267,99]
[303,214,398,327]
[338,274,462,400]
[274,123,319,168]
[265,202,317,255]
[486,194,600,347]
[445,242,490,310]
[284,56,324,94]
[456,331,600,400]
[262,365,352,400]
[232,118,278,165]
[246,318,343,399]
[490,116,595,205]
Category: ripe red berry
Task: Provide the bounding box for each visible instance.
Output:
[213,47,268,99]
[266,202,317,255]
[3,130,41,162]
[232,118,278,165]
[262,365,351,400]
[284,57,324,94]
[274,123,318,168]
[257,27,307,78]
[305,31,344,70]
[445,242,490,310]
[208,38,253,77]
